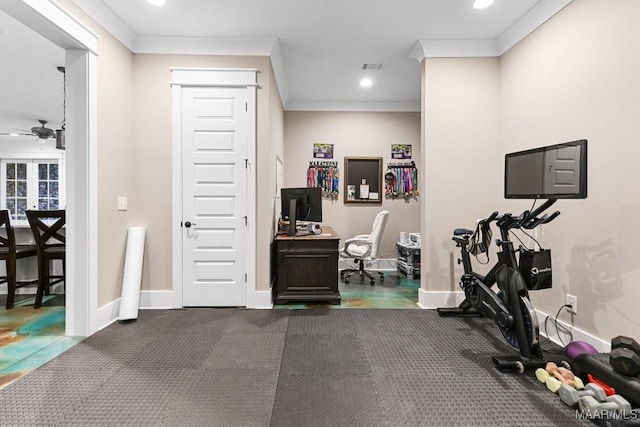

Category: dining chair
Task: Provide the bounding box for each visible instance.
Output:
[0,210,38,309]
[26,210,66,309]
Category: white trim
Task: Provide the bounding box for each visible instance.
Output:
[171,68,257,309]
[170,68,259,87]
[416,290,611,353]
[1,0,99,53]
[139,290,175,309]
[244,84,257,308]
[1,3,99,339]
[136,36,277,56]
[68,0,136,50]
[287,100,421,112]
[95,298,120,332]
[497,0,574,55]
[535,309,611,353]
[418,290,465,309]
[247,290,273,309]
[412,39,500,58]
[338,257,397,271]
[269,40,289,108]
[65,49,98,337]
[170,84,183,309]
[410,0,574,61]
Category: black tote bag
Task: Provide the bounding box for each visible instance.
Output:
[519,248,552,290]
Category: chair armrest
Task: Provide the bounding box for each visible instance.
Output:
[351,234,370,240]
[342,239,373,259]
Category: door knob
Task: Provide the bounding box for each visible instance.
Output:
[184,221,196,228]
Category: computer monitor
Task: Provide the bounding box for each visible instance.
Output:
[281,187,322,235]
[504,139,587,199]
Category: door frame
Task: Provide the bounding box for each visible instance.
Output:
[0,0,99,336]
[171,68,257,308]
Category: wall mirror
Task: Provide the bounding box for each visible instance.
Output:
[344,156,383,204]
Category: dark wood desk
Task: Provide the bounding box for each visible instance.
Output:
[273,226,340,305]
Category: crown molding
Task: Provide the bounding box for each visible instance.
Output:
[286,100,420,113]
[70,0,134,50]
[497,0,573,54]
[3,0,99,53]
[411,0,574,61]
[69,0,573,111]
[134,36,277,56]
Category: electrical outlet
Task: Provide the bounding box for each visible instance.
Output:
[566,294,577,315]
[117,196,128,211]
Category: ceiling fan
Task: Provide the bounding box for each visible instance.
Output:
[0,120,56,139]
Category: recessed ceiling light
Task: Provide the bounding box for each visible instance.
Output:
[147,0,166,6]
[473,0,494,9]
[360,78,373,88]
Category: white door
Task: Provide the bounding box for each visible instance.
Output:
[181,87,247,306]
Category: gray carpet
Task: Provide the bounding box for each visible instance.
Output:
[0,309,592,426]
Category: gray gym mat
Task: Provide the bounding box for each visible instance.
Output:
[0,308,593,426]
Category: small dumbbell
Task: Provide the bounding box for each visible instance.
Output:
[578,394,632,416]
[535,368,583,393]
[558,383,606,408]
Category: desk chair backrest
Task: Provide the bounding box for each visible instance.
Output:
[369,210,389,259]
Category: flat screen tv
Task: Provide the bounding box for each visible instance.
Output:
[504,139,587,199]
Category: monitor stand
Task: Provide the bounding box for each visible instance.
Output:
[288,199,297,236]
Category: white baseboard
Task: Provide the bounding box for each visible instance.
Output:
[140,290,175,309]
[338,258,396,271]
[420,290,610,353]
[247,289,273,309]
[418,289,465,309]
[0,283,64,294]
[534,309,611,353]
[96,288,273,316]
[95,298,120,332]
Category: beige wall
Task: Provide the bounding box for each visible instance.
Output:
[57,1,284,303]
[133,55,279,293]
[422,58,501,293]
[283,111,421,259]
[422,0,640,341]
[57,0,137,306]
[499,0,640,340]
[262,64,285,290]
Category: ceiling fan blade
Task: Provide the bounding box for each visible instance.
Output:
[0,132,35,137]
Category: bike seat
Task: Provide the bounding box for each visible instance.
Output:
[453,228,473,236]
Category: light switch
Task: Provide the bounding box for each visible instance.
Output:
[118,196,128,211]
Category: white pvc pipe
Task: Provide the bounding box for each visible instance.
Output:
[119,227,146,321]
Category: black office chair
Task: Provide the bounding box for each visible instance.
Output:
[0,210,38,309]
[26,210,66,309]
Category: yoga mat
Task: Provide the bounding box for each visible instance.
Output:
[119,227,146,321]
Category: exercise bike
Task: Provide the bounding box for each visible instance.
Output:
[437,199,561,372]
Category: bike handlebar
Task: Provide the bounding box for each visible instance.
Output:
[479,207,560,231]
